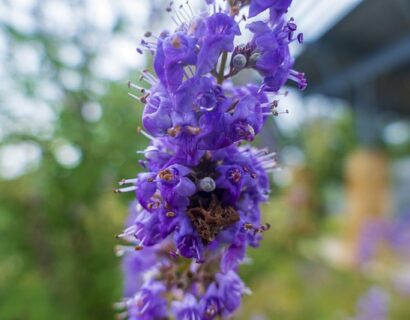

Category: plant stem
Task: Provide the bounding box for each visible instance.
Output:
[217,51,228,85]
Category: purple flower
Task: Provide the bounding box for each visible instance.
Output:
[126,281,168,320]
[121,248,156,297]
[172,294,202,320]
[196,13,241,75]
[247,20,307,91]
[220,230,247,272]
[142,86,173,136]
[142,144,172,172]
[116,0,305,318]
[158,164,196,208]
[217,271,250,314]
[200,283,224,320]
[198,94,263,150]
[175,217,205,261]
[154,32,197,92]
[249,0,293,23]
[135,172,157,211]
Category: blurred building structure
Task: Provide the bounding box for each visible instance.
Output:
[295,0,410,137]
[294,0,410,266]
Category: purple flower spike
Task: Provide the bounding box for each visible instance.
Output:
[116,0,305,318]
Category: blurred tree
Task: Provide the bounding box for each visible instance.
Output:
[0,1,150,318]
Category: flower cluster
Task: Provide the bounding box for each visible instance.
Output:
[115,1,305,319]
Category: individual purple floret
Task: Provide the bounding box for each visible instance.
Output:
[246,19,306,91]
[115,0,305,318]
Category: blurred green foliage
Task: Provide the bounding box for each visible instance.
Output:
[0,2,147,317]
[0,83,145,319]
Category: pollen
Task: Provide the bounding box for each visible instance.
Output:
[159,169,175,181]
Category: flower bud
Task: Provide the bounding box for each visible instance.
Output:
[232,54,247,70]
[248,52,261,67]
[198,177,216,192]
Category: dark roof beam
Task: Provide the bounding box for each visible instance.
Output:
[310,35,410,95]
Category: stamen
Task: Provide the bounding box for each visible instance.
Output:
[195,246,204,264]
[171,16,180,27]
[140,93,151,104]
[257,152,277,162]
[140,39,157,47]
[116,225,137,238]
[261,101,279,110]
[142,69,158,84]
[119,178,138,186]
[128,81,150,94]
[136,146,159,154]
[178,4,191,21]
[137,70,156,86]
[272,109,289,116]
[289,70,307,90]
[137,127,155,140]
[253,148,269,156]
[261,162,278,170]
[139,236,147,246]
[128,92,141,101]
[181,4,192,20]
[114,186,137,193]
[139,300,151,315]
[186,1,194,16]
